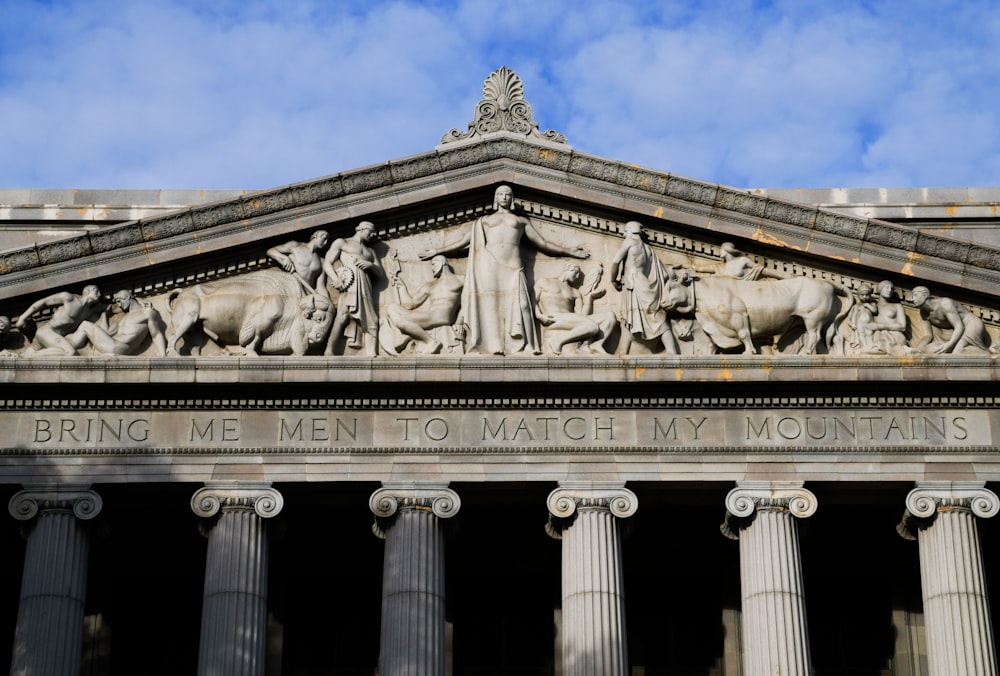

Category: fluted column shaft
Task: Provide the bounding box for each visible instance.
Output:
[899,481,999,676]
[192,481,283,676]
[370,482,460,676]
[723,481,816,676]
[8,485,102,676]
[547,482,637,676]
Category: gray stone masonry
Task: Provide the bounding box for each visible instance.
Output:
[899,481,999,676]
[191,481,283,676]
[547,482,637,676]
[7,485,102,676]
[723,481,817,676]
[370,482,460,676]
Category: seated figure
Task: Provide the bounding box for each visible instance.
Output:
[535,263,617,355]
[380,255,464,355]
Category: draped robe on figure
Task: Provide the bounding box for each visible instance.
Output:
[462,217,540,355]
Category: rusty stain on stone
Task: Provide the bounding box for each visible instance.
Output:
[653,207,663,219]
[634,367,645,379]
[900,251,923,276]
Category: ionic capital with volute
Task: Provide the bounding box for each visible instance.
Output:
[190,481,284,519]
[9,484,103,522]
[369,482,460,539]
[546,481,638,539]
[722,480,817,539]
[897,481,999,540]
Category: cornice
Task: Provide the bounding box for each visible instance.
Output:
[3,137,1000,302]
[1,354,998,385]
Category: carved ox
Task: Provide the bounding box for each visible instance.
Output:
[166,270,334,356]
[661,274,853,354]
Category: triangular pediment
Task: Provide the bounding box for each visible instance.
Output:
[2,68,1000,371]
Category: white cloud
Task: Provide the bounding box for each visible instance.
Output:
[1,0,999,189]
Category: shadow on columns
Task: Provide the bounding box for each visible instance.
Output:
[84,483,205,675]
[623,483,736,676]
[0,496,26,671]
[268,481,384,676]
[801,483,923,676]
[449,482,561,676]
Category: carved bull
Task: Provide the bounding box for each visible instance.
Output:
[166,270,334,356]
[661,274,853,354]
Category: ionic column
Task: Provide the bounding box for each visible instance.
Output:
[546,481,638,676]
[722,481,816,676]
[897,481,999,676]
[370,482,460,676]
[191,481,283,676]
[8,484,102,676]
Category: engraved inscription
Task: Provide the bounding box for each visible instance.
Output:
[190,417,240,442]
[744,414,969,442]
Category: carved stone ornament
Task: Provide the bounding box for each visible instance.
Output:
[369,482,461,520]
[897,481,1000,540]
[8,484,103,521]
[440,66,567,145]
[546,481,638,539]
[721,481,817,540]
[190,481,284,519]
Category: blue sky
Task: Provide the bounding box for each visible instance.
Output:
[2,0,999,190]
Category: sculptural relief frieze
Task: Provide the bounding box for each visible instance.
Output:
[2,185,999,360]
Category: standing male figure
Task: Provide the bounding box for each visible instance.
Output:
[266,230,330,293]
[323,221,383,356]
[609,221,677,355]
[15,285,105,356]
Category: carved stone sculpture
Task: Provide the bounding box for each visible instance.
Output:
[835,284,879,356]
[266,230,330,293]
[166,269,333,356]
[70,290,167,356]
[440,66,567,145]
[609,221,677,355]
[912,286,998,354]
[15,285,106,356]
[694,242,782,281]
[661,274,853,355]
[323,221,383,357]
[380,255,465,355]
[870,280,911,355]
[421,185,589,355]
[534,263,616,355]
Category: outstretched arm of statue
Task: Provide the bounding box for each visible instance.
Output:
[524,221,589,259]
[419,226,473,260]
[16,292,72,327]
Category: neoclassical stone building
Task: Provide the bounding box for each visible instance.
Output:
[1,68,999,676]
